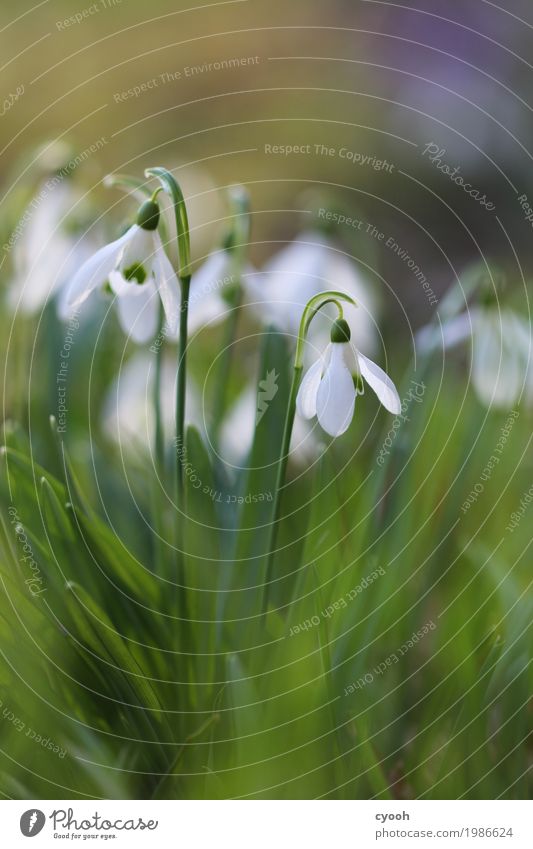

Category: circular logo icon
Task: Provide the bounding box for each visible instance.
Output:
[20,810,46,837]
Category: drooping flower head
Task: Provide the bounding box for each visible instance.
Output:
[66,198,180,343]
[416,261,532,409]
[297,318,401,437]
[246,230,378,354]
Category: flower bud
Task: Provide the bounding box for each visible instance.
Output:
[136,199,160,231]
[330,317,351,343]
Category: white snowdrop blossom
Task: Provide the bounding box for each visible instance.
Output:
[8,181,97,317]
[221,385,323,467]
[102,351,203,452]
[175,248,257,336]
[246,230,378,354]
[417,305,532,409]
[297,319,401,437]
[66,199,180,344]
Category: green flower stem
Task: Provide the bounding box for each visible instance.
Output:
[153,303,165,475]
[145,167,192,677]
[144,167,191,501]
[145,167,191,277]
[151,303,165,574]
[175,273,193,679]
[176,274,191,499]
[262,290,357,617]
[211,187,251,447]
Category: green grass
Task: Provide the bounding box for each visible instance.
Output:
[0,290,531,801]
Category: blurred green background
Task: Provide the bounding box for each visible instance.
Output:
[0,0,531,801]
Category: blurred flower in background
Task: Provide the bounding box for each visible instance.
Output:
[221,384,323,466]
[246,229,379,354]
[6,150,99,318]
[417,277,532,410]
[101,350,203,453]
[177,247,258,337]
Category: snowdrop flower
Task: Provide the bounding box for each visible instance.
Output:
[7,181,97,316]
[220,385,323,467]
[66,199,180,344]
[181,247,257,335]
[247,230,378,354]
[417,305,531,408]
[297,318,401,437]
[102,351,203,453]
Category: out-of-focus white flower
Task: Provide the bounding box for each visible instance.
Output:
[220,384,323,467]
[101,351,203,452]
[417,306,532,409]
[297,319,401,437]
[246,230,378,354]
[66,200,180,344]
[179,248,257,337]
[7,181,95,316]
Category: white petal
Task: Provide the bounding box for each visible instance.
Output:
[316,343,356,437]
[296,355,325,419]
[108,269,132,296]
[119,225,154,274]
[102,351,203,451]
[188,291,228,335]
[220,385,321,467]
[416,310,474,354]
[358,351,401,414]
[179,250,235,335]
[263,231,328,283]
[115,280,159,344]
[472,310,523,409]
[66,227,134,307]
[10,183,78,313]
[192,250,231,293]
[152,232,181,334]
[258,232,330,331]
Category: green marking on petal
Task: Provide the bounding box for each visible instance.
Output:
[354,373,365,394]
[123,263,147,285]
